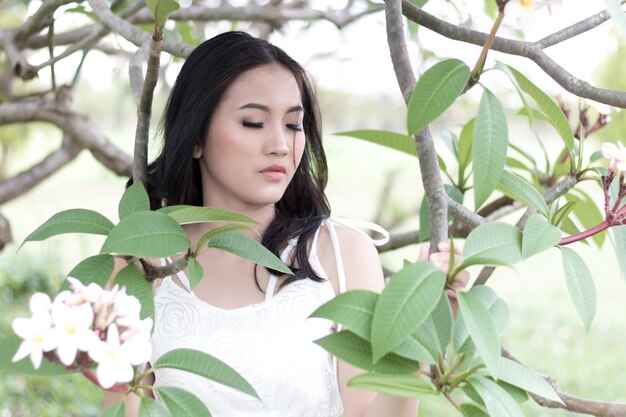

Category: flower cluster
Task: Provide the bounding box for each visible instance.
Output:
[12,278,152,389]
[602,141,626,175]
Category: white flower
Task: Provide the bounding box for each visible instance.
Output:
[120,318,153,366]
[66,277,105,305]
[28,292,52,316]
[49,302,98,366]
[88,324,135,389]
[602,141,626,172]
[12,311,56,369]
[506,0,562,30]
[113,289,142,328]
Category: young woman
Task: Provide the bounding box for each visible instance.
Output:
[103,31,467,417]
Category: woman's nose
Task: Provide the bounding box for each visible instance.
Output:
[266,125,290,156]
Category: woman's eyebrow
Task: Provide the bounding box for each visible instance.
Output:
[238,103,304,113]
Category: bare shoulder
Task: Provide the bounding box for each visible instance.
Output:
[314,221,384,295]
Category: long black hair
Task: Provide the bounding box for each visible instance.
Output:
[142,31,331,289]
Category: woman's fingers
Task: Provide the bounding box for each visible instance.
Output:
[418,244,430,261]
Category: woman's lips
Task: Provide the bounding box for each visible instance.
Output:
[260,165,286,180]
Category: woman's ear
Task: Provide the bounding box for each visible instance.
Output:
[193,143,202,159]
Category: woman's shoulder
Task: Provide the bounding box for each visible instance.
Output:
[314,219,384,295]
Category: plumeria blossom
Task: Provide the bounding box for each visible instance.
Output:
[602,141,626,172]
[12,279,153,391]
[88,324,135,389]
[505,0,563,31]
[50,301,98,366]
[12,311,56,369]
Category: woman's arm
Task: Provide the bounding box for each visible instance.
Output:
[317,225,468,417]
[316,225,419,417]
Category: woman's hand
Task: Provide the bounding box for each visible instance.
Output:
[418,240,470,312]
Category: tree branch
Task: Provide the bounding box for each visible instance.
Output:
[0,135,81,204]
[130,3,386,29]
[475,174,578,285]
[0,96,132,177]
[502,347,626,417]
[133,37,162,186]
[86,0,193,58]
[401,0,626,108]
[385,0,448,252]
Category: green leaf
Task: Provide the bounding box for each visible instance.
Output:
[159,205,258,225]
[309,290,378,340]
[194,224,257,254]
[603,0,626,38]
[459,118,475,176]
[371,262,445,362]
[153,348,258,398]
[516,106,551,124]
[460,222,522,269]
[347,373,436,397]
[186,258,204,290]
[0,334,70,376]
[314,330,422,375]
[119,182,150,220]
[498,358,563,404]
[484,0,497,17]
[138,396,173,417]
[566,191,606,248]
[473,88,509,210]
[454,286,508,353]
[468,377,525,417]
[460,403,490,417]
[395,293,453,364]
[457,290,501,377]
[497,170,548,216]
[115,263,154,319]
[506,156,532,173]
[334,130,416,157]
[561,247,596,332]
[145,0,180,29]
[612,225,626,283]
[100,401,125,417]
[497,64,574,152]
[156,386,212,417]
[498,380,529,404]
[101,211,190,258]
[207,231,291,275]
[551,200,579,227]
[59,254,114,292]
[407,59,470,135]
[522,214,561,260]
[22,209,114,245]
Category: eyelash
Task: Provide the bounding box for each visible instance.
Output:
[242,121,303,132]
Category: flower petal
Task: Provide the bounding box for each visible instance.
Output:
[96,363,116,389]
[602,142,619,160]
[12,340,32,363]
[29,293,52,315]
[56,343,78,366]
[30,349,43,369]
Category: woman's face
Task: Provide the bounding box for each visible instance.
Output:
[196,63,306,210]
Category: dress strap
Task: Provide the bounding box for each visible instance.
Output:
[160,257,191,292]
[331,216,390,246]
[264,238,298,301]
[323,219,347,295]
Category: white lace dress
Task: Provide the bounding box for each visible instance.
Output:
[150,219,347,417]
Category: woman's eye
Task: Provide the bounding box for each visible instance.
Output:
[287,124,303,132]
[242,121,263,128]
